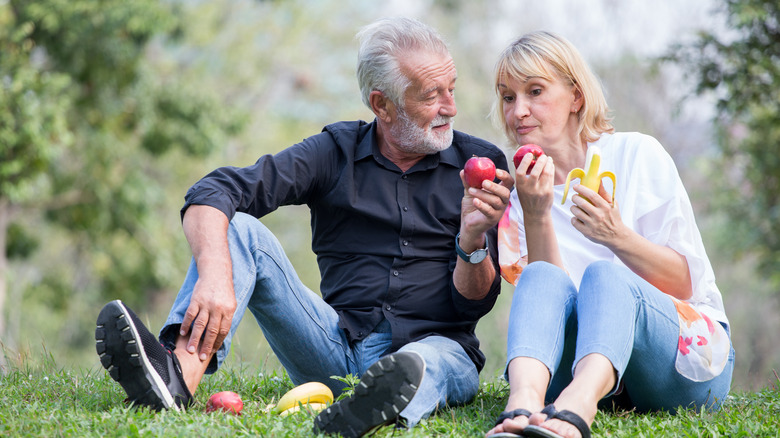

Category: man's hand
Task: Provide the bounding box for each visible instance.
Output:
[181,205,238,361]
[458,168,514,247]
[180,271,236,361]
[453,168,513,301]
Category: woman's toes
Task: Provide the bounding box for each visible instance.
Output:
[527,411,548,426]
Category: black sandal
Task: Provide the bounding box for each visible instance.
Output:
[522,404,591,438]
[487,408,533,438]
[494,408,533,426]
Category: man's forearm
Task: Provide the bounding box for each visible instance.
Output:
[453,232,496,300]
[453,256,496,301]
[182,204,232,278]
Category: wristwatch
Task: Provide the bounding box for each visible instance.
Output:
[455,232,488,264]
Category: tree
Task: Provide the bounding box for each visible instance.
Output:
[665,0,780,286]
[0,3,72,354]
[0,0,244,353]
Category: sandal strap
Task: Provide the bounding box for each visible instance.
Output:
[494,408,533,426]
[539,404,591,438]
[540,404,557,418]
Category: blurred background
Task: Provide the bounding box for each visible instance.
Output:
[2,0,779,392]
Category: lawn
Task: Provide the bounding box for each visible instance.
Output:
[2,353,779,437]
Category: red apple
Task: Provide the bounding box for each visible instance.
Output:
[513,144,544,174]
[206,391,243,415]
[463,156,496,188]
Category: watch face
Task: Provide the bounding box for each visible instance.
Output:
[455,232,489,264]
[469,249,487,264]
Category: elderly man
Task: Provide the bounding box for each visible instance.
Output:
[96,16,512,437]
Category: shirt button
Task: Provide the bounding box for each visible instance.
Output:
[393,270,399,276]
[386,305,392,311]
[402,240,408,246]
[358,331,363,337]
[402,175,408,180]
[403,206,408,211]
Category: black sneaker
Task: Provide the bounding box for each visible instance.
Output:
[313,351,425,437]
[95,300,192,411]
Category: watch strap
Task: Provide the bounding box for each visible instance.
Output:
[455,232,488,263]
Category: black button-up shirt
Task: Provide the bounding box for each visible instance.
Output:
[182,119,508,371]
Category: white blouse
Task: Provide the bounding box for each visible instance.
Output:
[498,132,730,381]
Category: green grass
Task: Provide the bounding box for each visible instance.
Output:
[2,353,780,437]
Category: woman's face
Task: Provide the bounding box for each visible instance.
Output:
[498,71,581,148]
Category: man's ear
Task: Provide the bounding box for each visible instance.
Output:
[369,90,395,123]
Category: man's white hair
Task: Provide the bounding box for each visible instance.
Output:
[356,17,450,110]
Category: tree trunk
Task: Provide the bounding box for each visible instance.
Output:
[0,198,8,373]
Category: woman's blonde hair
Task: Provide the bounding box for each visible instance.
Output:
[491,31,613,144]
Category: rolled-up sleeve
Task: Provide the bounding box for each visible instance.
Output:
[181,134,337,221]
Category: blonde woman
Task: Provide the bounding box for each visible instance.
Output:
[486,31,733,438]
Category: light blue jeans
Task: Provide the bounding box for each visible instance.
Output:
[160,212,479,426]
[506,261,734,413]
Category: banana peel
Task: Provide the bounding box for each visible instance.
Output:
[561,145,616,204]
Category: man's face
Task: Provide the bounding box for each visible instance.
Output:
[390,50,458,155]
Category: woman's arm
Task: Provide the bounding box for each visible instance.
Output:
[515,154,565,269]
[569,184,692,300]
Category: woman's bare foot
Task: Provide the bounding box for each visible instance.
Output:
[484,386,546,437]
[526,391,598,438]
[523,353,614,437]
[485,409,531,437]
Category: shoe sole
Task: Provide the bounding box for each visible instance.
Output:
[523,425,565,438]
[95,300,178,411]
[313,351,425,437]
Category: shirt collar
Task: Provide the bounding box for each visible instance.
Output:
[354,120,376,161]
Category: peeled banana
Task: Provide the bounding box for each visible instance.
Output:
[273,381,334,415]
[561,145,616,204]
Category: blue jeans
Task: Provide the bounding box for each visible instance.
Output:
[159,213,479,426]
[506,261,734,413]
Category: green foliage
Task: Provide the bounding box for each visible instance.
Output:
[0,0,247,323]
[665,0,780,285]
[5,222,38,260]
[14,0,176,96]
[328,373,360,402]
[0,7,71,203]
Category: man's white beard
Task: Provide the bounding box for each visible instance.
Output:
[390,109,454,155]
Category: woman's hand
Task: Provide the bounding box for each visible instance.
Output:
[516,154,565,268]
[569,182,626,246]
[570,183,693,299]
[514,154,555,221]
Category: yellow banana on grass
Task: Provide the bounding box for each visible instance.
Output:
[561,145,616,204]
[273,381,333,416]
[279,402,329,417]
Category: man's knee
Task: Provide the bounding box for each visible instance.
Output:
[229,212,268,236]
[400,337,478,385]
[227,213,284,257]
